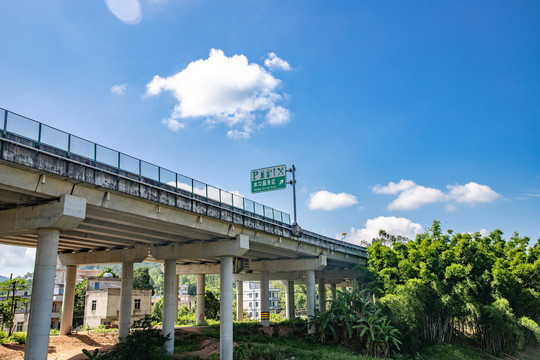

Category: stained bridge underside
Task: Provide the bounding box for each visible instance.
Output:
[0,125,367,360]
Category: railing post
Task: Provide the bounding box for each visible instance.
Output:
[158,167,161,186]
[37,123,42,149]
[175,173,178,192]
[67,134,71,157]
[2,110,7,137]
[117,152,121,173]
[93,143,97,166]
[138,160,141,180]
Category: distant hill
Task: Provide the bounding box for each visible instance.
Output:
[0,275,8,283]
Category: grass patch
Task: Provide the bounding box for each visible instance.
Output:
[174,333,204,354]
[421,344,498,360]
[0,331,27,345]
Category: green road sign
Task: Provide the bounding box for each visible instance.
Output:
[251,164,287,193]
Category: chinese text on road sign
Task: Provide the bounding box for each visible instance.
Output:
[251,165,287,193]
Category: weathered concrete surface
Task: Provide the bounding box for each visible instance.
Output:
[249,255,327,272]
[58,245,148,266]
[150,234,249,260]
[0,194,86,234]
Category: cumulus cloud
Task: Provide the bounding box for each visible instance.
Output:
[447,182,500,204]
[265,106,290,125]
[105,0,143,24]
[111,84,127,95]
[389,185,445,210]
[145,49,290,138]
[347,216,423,245]
[373,179,500,211]
[264,52,292,71]
[308,190,358,211]
[372,179,416,195]
[0,245,36,277]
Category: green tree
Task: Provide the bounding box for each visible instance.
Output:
[0,277,29,335]
[133,267,154,293]
[73,279,87,327]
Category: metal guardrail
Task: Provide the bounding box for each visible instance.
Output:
[0,107,291,225]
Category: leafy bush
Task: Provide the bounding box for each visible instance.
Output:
[311,282,401,357]
[90,315,170,360]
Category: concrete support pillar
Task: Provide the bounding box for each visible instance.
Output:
[330,283,337,302]
[220,256,233,360]
[285,280,295,320]
[175,275,179,323]
[163,259,176,355]
[318,278,326,313]
[60,265,77,335]
[196,274,205,326]
[25,228,60,360]
[236,280,244,322]
[306,270,316,335]
[118,262,133,339]
[260,271,270,326]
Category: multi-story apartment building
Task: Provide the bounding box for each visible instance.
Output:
[242,281,281,320]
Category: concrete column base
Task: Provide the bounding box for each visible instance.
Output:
[119,262,133,339]
[60,265,77,335]
[163,259,176,355]
[236,280,244,322]
[25,228,60,360]
[220,256,233,360]
[196,274,205,326]
[306,270,316,335]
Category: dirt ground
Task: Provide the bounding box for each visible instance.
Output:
[0,332,118,360]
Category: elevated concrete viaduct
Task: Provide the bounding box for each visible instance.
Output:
[0,108,366,360]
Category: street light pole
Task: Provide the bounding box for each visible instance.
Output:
[288,165,301,235]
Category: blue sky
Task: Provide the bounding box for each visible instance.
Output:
[1,1,539,276]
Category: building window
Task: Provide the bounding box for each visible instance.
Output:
[255,301,258,307]
[134,299,141,310]
[91,300,97,311]
[248,293,252,298]
[16,322,23,332]
[94,282,100,290]
[249,302,252,308]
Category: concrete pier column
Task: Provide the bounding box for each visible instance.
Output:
[220,256,233,360]
[118,262,133,339]
[175,275,179,323]
[306,270,316,335]
[318,278,326,313]
[236,280,244,322]
[260,271,270,326]
[285,280,295,320]
[196,274,205,325]
[25,228,60,360]
[163,259,176,355]
[60,265,77,335]
[330,283,337,301]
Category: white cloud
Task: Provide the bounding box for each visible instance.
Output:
[389,185,445,210]
[265,106,290,125]
[0,245,36,277]
[372,179,416,195]
[105,0,143,24]
[447,182,500,204]
[111,84,127,95]
[145,49,290,138]
[373,179,500,211]
[347,216,423,245]
[264,52,292,71]
[308,190,358,211]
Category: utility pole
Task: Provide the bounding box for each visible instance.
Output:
[288,165,301,236]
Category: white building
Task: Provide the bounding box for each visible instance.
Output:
[242,281,281,320]
[84,276,152,328]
